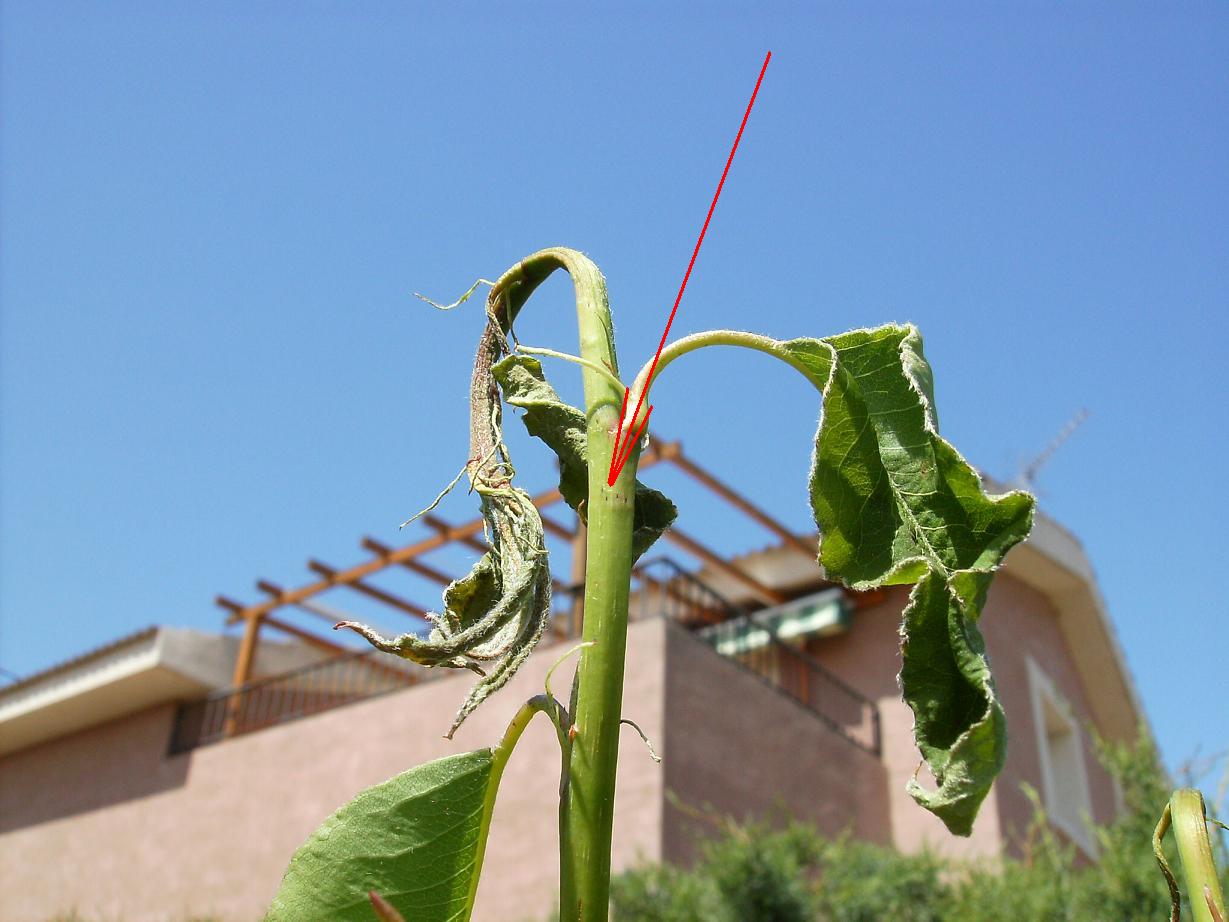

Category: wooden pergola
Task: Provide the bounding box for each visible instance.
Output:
[215,439,821,693]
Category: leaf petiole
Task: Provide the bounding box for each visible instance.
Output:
[623,328,828,429]
[465,694,562,914]
[516,344,627,394]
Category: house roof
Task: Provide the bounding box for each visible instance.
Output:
[0,625,160,697]
[0,627,240,755]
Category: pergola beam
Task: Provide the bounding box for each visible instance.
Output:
[424,514,488,555]
[306,560,429,620]
[421,512,574,549]
[540,513,577,541]
[639,438,676,470]
[663,448,816,558]
[258,579,334,626]
[216,595,245,616]
[257,579,367,630]
[229,613,262,688]
[262,616,423,686]
[659,525,787,606]
[223,609,264,737]
[363,537,456,587]
[217,437,827,654]
[421,514,572,595]
[263,615,349,655]
[220,484,566,624]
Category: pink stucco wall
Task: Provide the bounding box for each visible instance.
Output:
[980,573,1119,856]
[660,621,891,865]
[0,619,668,922]
[0,568,1126,921]
[808,571,1120,862]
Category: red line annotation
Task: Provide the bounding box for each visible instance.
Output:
[607,50,773,487]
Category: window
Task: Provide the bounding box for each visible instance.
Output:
[1027,657,1096,855]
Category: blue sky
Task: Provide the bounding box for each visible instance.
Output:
[2,3,1226,786]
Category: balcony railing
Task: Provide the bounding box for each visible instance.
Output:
[633,558,880,755]
[171,557,879,757]
[168,649,429,754]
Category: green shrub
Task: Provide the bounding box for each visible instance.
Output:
[609,863,723,922]
[610,821,948,922]
[811,838,948,922]
[703,823,821,922]
[611,735,1226,921]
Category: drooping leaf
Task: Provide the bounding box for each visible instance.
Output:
[266,750,495,922]
[809,326,1033,588]
[784,324,1033,836]
[336,299,562,738]
[490,354,589,510]
[898,569,1005,834]
[337,364,555,735]
[492,354,677,559]
[337,490,553,738]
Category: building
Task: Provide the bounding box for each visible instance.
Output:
[0,440,1145,922]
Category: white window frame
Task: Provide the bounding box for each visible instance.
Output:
[1026,656,1097,856]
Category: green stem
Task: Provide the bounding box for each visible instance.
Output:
[483,248,631,922]
[1171,789,1226,922]
[561,389,638,922]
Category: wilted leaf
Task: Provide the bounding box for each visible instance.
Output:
[266,750,494,922]
[785,324,1033,835]
[898,569,1005,834]
[337,489,553,738]
[338,322,559,738]
[492,354,677,558]
[629,482,678,561]
[810,327,1032,587]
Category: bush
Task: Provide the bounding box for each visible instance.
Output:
[611,735,1227,921]
[703,823,820,922]
[609,863,722,922]
[810,838,948,922]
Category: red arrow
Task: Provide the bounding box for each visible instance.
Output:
[607,51,772,487]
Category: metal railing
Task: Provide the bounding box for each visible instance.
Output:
[629,557,742,627]
[634,557,881,756]
[169,649,427,754]
[692,609,881,755]
[172,557,879,757]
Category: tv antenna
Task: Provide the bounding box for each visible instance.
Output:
[1013,408,1089,492]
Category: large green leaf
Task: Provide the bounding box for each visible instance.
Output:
[784,325,1032,835]
[491,354,677,559]
[810,326,1032,588]
[267,750,494,922]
